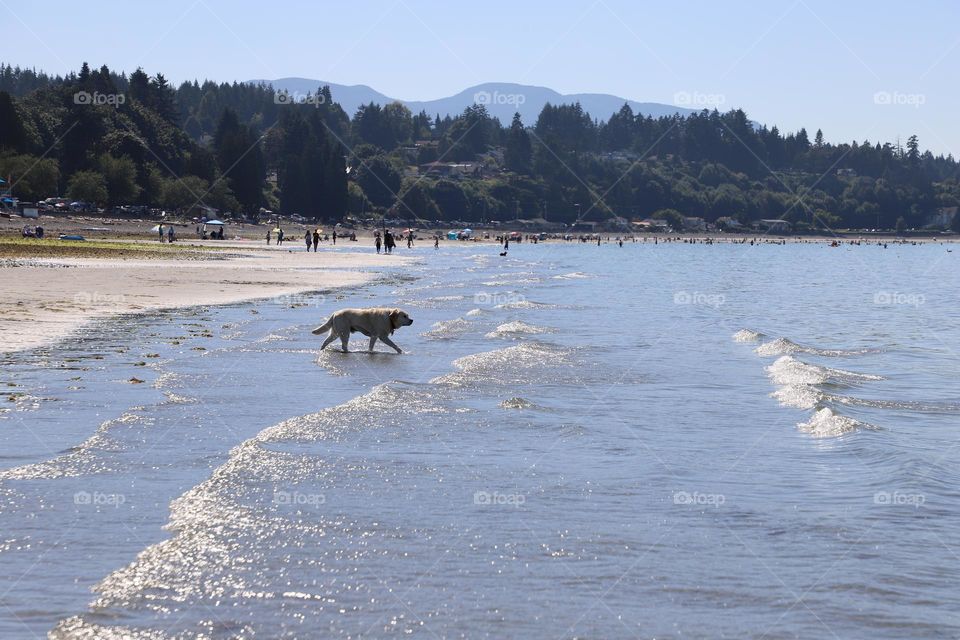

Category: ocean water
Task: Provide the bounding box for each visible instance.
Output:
[2,241,960,639]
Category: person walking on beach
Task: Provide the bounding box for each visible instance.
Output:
[434,235,439,250]
[312,230,320,252]
[332,230,337,245]
[158,224,164,243]
[167,225,175,243]
[266,229,271,245]
[407,233,413,249]
[277,228,284,245]
[305,231,312,252]
[384,230,394,254]
[375,232,382,254]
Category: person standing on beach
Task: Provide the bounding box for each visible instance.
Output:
[277,228,284,245]
[375,233,382,254]
[434,235,439,249]
[167,225,175,243]
[158,224,164,243]
[304,231,312,252]
[312,230,320,252]
[332,230,337,245]
[266,229,271,245]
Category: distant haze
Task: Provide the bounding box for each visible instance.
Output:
[248,79,696,124]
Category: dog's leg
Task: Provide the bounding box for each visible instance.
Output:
[340,333,350,353]
[380,335,402,354]
[368,335,377,352]
[320,332,338,351]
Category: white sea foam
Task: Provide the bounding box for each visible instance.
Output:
[756,337,877,357]
[494,300,557,310]
[485,321,555,338]
[0,412,152,480]
[422,317,474,340]
[733,329,764,343]
[770,384,822,410]
[499,397,537,410]
[797,408,872,438]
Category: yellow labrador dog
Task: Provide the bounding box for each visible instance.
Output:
[312,308,413,353]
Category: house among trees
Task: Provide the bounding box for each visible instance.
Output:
[758,219,792,233]
[925,206,958,229]
[418,162,481,179]
[715,216,745,231]
[633,219,669,232]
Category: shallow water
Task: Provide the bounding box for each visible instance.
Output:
[2,241,960,638]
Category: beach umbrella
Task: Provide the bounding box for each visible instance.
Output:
[204,220,225,226]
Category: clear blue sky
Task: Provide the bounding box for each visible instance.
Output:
[4,0,958,155]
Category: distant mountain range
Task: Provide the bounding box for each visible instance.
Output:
[247,79,696,124]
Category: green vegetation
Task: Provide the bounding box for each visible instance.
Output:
[1,62,958,230]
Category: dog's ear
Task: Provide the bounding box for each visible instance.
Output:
[389,309,400,329]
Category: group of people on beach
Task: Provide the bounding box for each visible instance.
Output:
[157,224,175,243]
[372,230,441,253]
[374,230,395,254]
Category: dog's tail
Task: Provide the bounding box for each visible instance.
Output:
[311,316,333,335]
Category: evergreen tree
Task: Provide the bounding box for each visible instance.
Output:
[504,113,532,174]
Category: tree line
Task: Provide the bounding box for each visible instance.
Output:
[1,61,958,230]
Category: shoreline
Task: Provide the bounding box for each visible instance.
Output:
[3,218,954,353]
[0,243,412,354]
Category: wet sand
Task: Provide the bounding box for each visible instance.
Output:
[0,240,410,353]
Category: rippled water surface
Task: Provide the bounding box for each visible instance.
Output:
[2,241,960,638]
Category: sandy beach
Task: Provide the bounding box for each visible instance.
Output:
[2,212,953,353]
[0,237,408,353]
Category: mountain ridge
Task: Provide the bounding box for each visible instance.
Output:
[248,78,696,124]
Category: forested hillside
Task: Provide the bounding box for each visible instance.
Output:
[2,62,957,229]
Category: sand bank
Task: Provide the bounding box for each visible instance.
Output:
[0,242,410,353]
